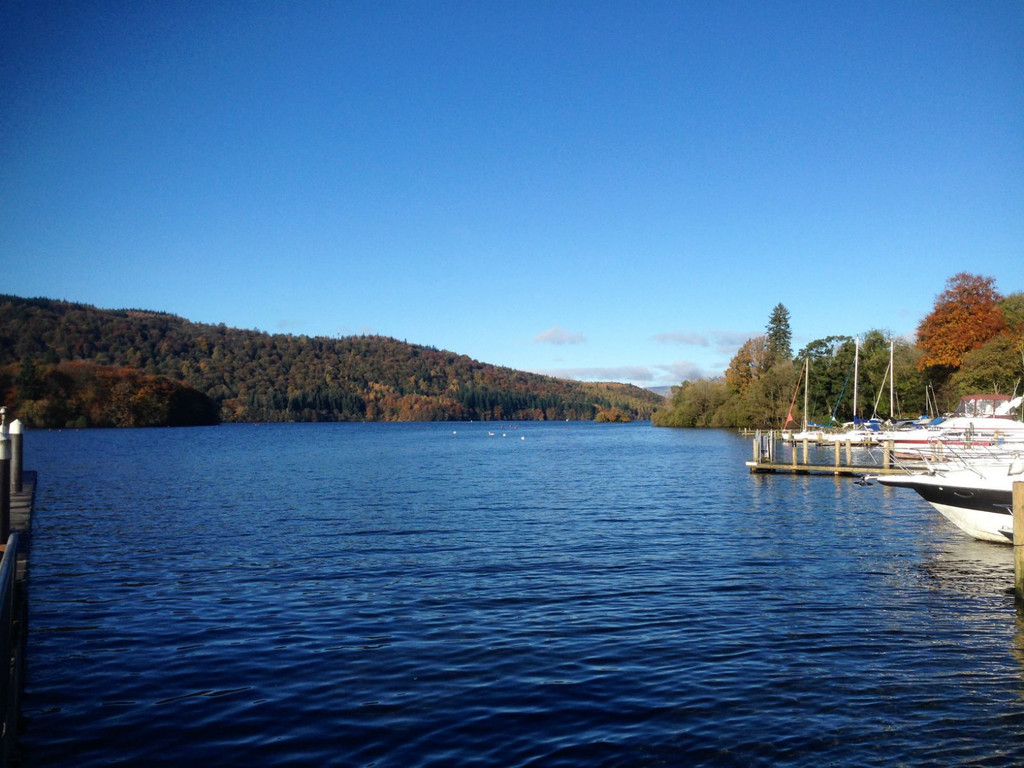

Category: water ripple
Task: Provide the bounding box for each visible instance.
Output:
[18,423,1024,766]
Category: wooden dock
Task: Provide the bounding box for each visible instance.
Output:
[746,430,908,477]
[747,460,907,477]
[9,470,34,577]
[1,421,32,768]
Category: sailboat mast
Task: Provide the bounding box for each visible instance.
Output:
[803,357,809,432]
[853,337,860,421]
[889,340,894,419]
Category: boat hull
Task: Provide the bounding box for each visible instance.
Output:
[879,474,1014,544]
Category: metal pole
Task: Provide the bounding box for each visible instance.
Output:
[0,438,9,545]
[9,421,21,495]
[853,337,859,421]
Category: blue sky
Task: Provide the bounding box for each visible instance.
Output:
[2,1,1021,387]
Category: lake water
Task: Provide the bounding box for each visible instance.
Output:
[17,422,1024,766]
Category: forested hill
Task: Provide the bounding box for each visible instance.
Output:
[0,295,663,427]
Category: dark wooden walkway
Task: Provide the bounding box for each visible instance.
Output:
[2,470,34,768]
[746,459,906,476]
[10,471,34,576]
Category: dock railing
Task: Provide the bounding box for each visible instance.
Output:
[0,416,28,767]
[747,430,906,476]
[0,533,22,768]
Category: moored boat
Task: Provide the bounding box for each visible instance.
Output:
[883,395,1024,457]
[878,455,1024,544]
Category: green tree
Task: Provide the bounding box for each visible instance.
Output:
[856,331,930,420]
[1000,292,1024,331]
[16,358,44,400]
[766,303,793,364]
[653,378,729,427]
[1000,292,1024,384]
[743,360,800,428]
[949,335,1024,396]
[0,295,662,424]
[794,333,927,423]
[796,335,854,424]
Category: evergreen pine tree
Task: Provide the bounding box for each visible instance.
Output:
[765,303,792,365]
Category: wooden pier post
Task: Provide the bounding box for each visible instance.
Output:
[883,440,892,471]
[833,440,840,468]
[8,422,20,495]
[802,438,809,465]
[1014,482,1024,604]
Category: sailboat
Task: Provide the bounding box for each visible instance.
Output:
[809,337,884,446]
[784,338,874,443]
[782,357,821,441]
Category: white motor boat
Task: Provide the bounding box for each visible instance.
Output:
[878,455,1024,544]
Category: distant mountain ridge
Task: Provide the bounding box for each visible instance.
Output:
[0,295,663,426]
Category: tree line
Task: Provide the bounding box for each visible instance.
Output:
[654,273,1024,429]
[13,359,219,428]
[0,296,663,428]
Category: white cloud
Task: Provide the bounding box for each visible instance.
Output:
[533,326,586,345]
[652,331,708,346]
[533,365,654,383]
[652,329,756,356]
[710,330,757,354]
[656,360,719,383]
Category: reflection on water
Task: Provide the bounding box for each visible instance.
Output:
[1012,612,1024,697]
[920,537,1014,596]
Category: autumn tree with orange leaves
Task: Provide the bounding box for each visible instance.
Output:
[916,273,1006,375]
[724,336,771,393]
